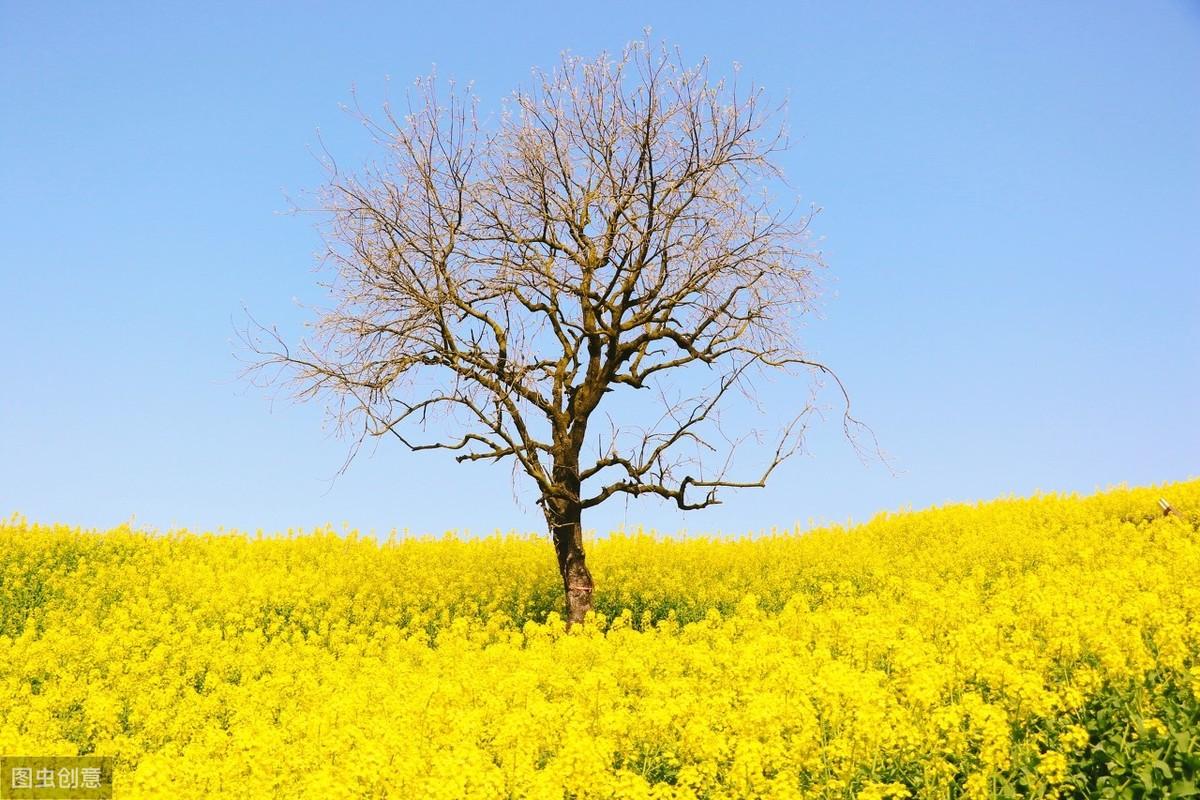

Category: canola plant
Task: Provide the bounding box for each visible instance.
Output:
[0,481,1197,798]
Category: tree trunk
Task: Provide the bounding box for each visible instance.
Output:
[544,462,594,626]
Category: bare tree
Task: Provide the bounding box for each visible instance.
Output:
[244,37,866,624]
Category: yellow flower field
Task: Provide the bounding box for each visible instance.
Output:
[1,481,1198,799]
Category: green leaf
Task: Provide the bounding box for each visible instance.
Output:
[1169,780,1199,797]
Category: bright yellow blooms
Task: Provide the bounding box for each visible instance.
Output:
[0,480,1197,798]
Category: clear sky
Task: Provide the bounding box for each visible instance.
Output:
[2,1,1197,538]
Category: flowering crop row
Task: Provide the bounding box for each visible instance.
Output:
[1,481,1197,798]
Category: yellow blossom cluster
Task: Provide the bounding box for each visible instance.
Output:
[0,480,1197,798]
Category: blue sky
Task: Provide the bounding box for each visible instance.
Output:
[2,1,1197,538]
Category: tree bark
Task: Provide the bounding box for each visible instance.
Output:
[544,460,594,626]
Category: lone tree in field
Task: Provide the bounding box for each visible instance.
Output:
[247,39,863,624]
